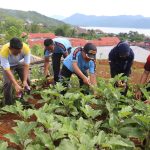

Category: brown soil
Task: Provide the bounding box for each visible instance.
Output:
[96,59,145,84]
[0,113,21,149]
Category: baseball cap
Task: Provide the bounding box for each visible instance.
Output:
[83,43,97,59]
[117,42,130,57]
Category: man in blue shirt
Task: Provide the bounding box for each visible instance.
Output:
[44,37,72,83]
[60,43,97,93]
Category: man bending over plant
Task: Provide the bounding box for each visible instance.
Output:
[43,37,72,83]
[108,41,134,95]
[60,43,97,94]
[0,37,30,106]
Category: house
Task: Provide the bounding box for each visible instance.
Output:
[28,33,56,47]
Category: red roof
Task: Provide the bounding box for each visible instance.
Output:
[89,37,120,46]
[29,33,56,39]
[28,33,120,48]
[69,38,87,47]
[28,39,44,48]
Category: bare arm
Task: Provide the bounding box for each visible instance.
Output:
[90,73,97,86]
[72,62,87,81]
[5,70,22,92]
[23,64,29,83]
[44,57,50,76]
[139,70,150,85]
[135,70,150,100]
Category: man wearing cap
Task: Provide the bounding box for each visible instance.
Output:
[109,41,134,78]
[0,37,30,105]
[44,37,72,83]
[60,43,97,93]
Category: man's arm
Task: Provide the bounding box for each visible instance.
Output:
[140,70,150,84]
[124,60,133,76]
[5,70,22,92]
[90,73,97,85]
[44,57,50,76]
[23,64,29,86]
[72,62,90,85]
[135,70,149,100]
[63,51,68,58]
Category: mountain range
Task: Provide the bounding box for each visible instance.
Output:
[63,13,150,29]
[0,8,65,27]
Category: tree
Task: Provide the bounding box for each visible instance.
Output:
[5,26,22,41]
[55,25,75,37]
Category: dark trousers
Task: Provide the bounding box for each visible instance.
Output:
[52,53,63,83]
[60,65,88,94]
[2,65,30,105]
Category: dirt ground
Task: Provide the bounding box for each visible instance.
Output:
[0,60,146,149]
[96,59,145,84]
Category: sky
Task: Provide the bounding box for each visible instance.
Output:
[0,0,150,18]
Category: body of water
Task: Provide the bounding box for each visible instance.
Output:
[81,26,150,36]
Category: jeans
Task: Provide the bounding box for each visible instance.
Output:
[2,65,30,105]
[52,53,63,83]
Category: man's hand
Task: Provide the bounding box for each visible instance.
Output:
[116,80,126,87]
[144,100,150,104]
[135,90,142,100]
[83,77,91,85]
[23,80,29,88]
[14,84,23,93]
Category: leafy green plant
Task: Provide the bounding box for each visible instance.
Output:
[5,121,37,149]
[0,141,8,150]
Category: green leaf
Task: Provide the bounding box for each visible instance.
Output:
[81,105,101,119]
[106,135,135,148]
[34,128,55,149]
[94,131,106,145]
[56,139,77,150]
[109,113,118,128]
[26,144,45,150]
[118,106,133,118]
[119,127,144,139]
[0,141,8,150]
[4,134,20,145]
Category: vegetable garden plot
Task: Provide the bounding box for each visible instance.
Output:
[0,75,150,150]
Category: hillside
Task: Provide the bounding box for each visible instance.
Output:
[63,13,150,29]
[0,8,66,27]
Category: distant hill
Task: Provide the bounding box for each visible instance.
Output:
[63,13,150,29]
[0,8,66,27]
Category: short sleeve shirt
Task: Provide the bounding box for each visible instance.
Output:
[0,43,30,70]
[63,47,95,74]
[44,38,72,57]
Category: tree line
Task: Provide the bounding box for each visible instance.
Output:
[0,17,149,44]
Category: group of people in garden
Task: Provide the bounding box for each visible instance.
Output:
[0,36,150,106]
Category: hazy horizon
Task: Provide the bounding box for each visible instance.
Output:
[0,0,150,18]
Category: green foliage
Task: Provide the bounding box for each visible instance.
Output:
[1,75,150,149]
[5,121,37,148]
[118,31,145,42]
[0,141,8,150]
[55,24,75,37]
[31,45,43,57]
